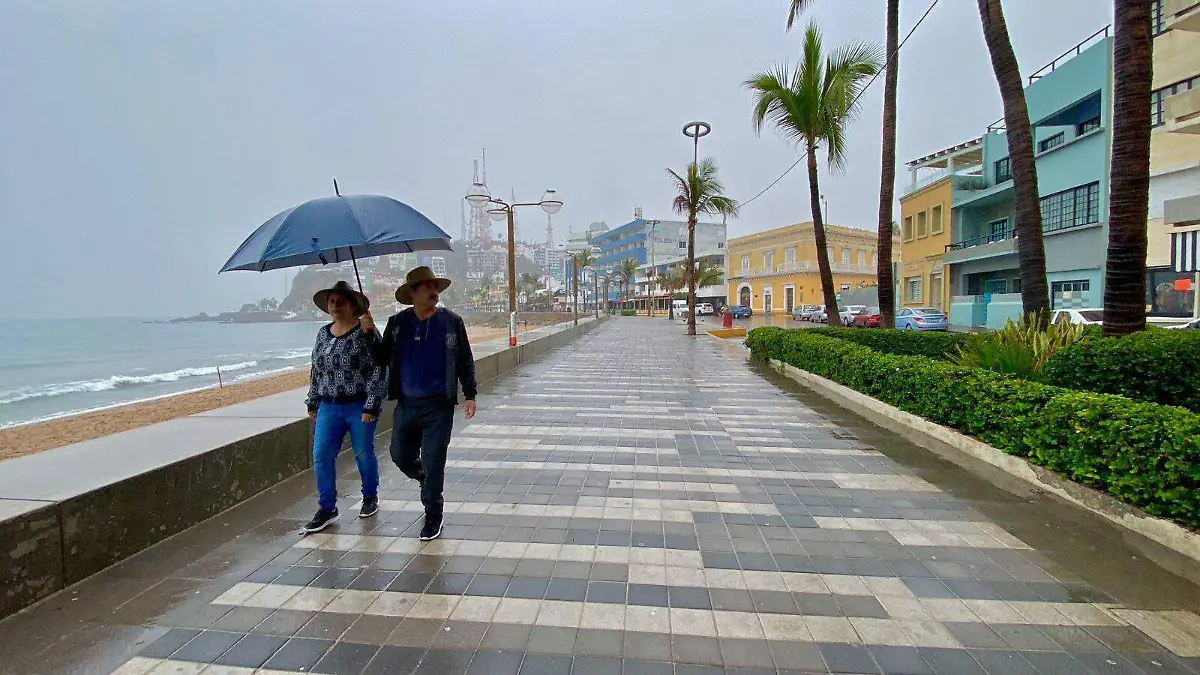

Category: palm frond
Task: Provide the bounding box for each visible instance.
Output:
[785,0,815,31]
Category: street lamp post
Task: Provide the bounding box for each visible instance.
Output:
[465,183,562,347]
[558,244,581,327]
[645,219,660,317]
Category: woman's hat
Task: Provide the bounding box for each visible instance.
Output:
[313,280,369,315]
[396,266,452,305]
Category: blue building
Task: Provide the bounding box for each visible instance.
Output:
[946,30,1113,330]
[589,217,727,309]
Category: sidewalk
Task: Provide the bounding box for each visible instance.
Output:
[3,318,1200,674]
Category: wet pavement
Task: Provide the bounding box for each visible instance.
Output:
[2,318,1200,674]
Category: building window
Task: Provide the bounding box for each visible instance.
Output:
[988,218,1010,243]
[678,241,686,249]
[1040,182,1101,233]
[1152,75,1200,127]
[857,250,866,266]
[1076,116,1101,135]
[763,251,774,270]
[717,241,725,248]
[785,247,796,263]
[987,279,1008,294]
[917,211,928,238]
[1038,133,1065,152]
[841,249,850,264]
[1152,0,1167,36]
[995,157,1012,183]
[741,255,749,270]
[1052,279,1090,307]
[903,216,914,241]
[907,277,923,302]
[931,205,943,234]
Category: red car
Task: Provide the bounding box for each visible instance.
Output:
[853,306,881,328]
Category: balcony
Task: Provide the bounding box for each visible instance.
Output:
[1166,0,1200,31]
[943,230,1019,265]
[1165,87,1200,134]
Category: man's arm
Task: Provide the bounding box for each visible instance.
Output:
[454,315,478,402]
[365,314,397,366]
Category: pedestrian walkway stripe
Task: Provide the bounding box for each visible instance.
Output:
[814,516,1031,549]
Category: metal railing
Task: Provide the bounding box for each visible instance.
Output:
[736,261,876,278]
[1028,25,1111,84]
[945,229,1016,252]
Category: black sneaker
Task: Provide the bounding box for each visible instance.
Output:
[419,514,443,541]
[360,496,379,518]
[302,508,339,533]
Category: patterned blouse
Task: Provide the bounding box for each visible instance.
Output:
[305,324,387,414]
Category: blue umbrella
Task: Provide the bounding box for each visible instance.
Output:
[219,182,453,293]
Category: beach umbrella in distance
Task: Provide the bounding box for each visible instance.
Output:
[219,180,453,293]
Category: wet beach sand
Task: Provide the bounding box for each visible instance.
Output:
[0,325,514,460]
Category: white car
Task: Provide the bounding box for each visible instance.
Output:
[1050,308,1104,325]
[1168,317,1200,330]
[696,303,714,316]
[839,305,868,324]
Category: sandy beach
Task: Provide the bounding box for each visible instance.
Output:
[0,325,516,461]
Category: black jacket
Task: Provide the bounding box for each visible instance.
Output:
[367,308,478,403]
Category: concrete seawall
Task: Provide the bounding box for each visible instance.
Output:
[0,316,604,619]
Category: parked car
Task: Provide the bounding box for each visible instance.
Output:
[729,305,753,319]
[1169,317,1200,330]
[1050,308,1103,325]
[853,307,881,328]
[697,302,714,316]
[839,305,868,324]
[895,306,948,331]
[804,305,826,322]
[672,299,689,316]
[794,304,818,321]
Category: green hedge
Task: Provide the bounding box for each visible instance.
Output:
[746,326,1200,528]
[619,309,637,316]
[1043,330,1200,413]
[799,326,975,359]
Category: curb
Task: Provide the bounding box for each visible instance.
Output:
[766,358,1200,587]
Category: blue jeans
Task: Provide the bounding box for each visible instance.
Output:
[391,397,455,518]
[313,400,379,512]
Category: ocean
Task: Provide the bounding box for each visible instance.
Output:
[0,318,324,429]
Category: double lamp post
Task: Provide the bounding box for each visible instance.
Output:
[464,182,563,346]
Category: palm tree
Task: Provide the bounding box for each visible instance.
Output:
[976,0,1050,323]
[667,159,740,335]
[1102,0,1153,336]
[746,24,882,327]
[787,0,900,328]
[687,259,725,290]
[618,258,639,311]
[519,273,540,311]
[574,249,597,314]
[659,267,686,319]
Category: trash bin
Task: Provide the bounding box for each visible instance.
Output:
[723,311,733,328]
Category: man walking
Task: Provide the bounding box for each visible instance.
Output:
[362,266,477,541]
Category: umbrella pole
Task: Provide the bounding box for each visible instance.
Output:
[349,246,364,295]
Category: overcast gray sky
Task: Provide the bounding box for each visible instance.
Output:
[1,0,1113,319]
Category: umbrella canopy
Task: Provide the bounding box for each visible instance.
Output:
[219,194,452,274]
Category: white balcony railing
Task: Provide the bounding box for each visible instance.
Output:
[734,261,876,278]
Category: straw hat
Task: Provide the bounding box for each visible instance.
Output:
[313,280,369,315]
[396,266,452,305]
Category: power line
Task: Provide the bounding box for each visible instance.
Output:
[739,0,943,208]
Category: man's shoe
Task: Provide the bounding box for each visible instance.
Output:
[360,496,379,518]
[303,508,339,533]
[419,514,443,541]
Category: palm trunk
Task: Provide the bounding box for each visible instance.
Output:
[687,214,698,335]
[1102,0,1152,336]
[876,0,899,329]
[977,0,1050,323]
[808,140,841,325]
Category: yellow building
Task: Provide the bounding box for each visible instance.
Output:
[726,222,883,314]
[898,137,985,312]
[1147,1,1200,316]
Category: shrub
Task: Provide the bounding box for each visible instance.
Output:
[948,315,1085,381]
[1043,329,1200,413]
[746,326,1200,528]
[798,326,974,359]
[619,309,637,316]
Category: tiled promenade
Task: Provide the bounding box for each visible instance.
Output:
[4,318,1200,674]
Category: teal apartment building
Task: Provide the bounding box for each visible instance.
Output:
[942,29,1114,330]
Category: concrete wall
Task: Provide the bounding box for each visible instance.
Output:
[0,317,606,619]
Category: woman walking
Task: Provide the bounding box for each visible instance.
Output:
[303,280,387,533]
